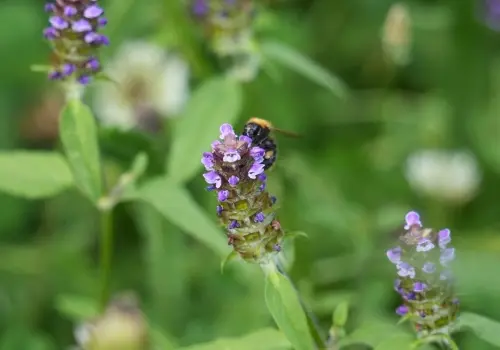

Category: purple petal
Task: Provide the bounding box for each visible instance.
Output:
[250,146,265,162]
[413,282,426,292]
[192,0,209,16]
[416,239,435,252]
[396,305,409,316]
[84,32,100,43]
[273,244,282,252]
[254,212,265,223]
[72,19,92,32]
[49,16,68,30]
[64,6,77,16]
[61,63,75,76]
[228,220,239,229]
[438,228,451,248]
[228,176,239,186]
[223,149,241,163]
[84,5,104,19]
[218,190,229,202]
[203,171,221,188]
[422,262,436,274]
[97,17,108,27]
[98,35,110,46]
[248,162,265,179]
[78,75,91,85]
[43,27,58,40]
[239,135,252,144]
[48,71,63,80]
[44,3,55,12]
[219,123,235,139]
[404,211,422,230]
[201,152,214,170]
[216,205,223,216]
[386,247,401,264]
[258,173,267,182]
[396,261,415,278]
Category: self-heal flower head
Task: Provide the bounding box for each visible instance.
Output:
[387,211,459,338]
[43,0,109,85]
[201,122,284,264]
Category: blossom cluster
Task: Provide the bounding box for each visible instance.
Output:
[190,0,261,81]
[43,0,109,84]
[202,123,283,264]
[387,211,459,337]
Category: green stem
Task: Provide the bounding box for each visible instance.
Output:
[99,208,114,311]
[275,261,326,349]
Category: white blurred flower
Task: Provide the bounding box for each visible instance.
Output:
[405,149,482,204]
[93,41,190,131]
[382,3,412,66]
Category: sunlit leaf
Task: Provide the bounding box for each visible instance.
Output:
[0,151,73,198]
[60,99,102,202]
[373,333,414,350]
[126,177,228,257]
[457,312,500,347]
[167,76,243,183]
[264,266,316,350]
[54,294,99,321]
[179,328,290,350]
[260,40,348,98]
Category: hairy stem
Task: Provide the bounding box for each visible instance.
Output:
[275,260,326,349]
[99,208,114,311]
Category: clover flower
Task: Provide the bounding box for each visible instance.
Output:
[387,211,459,338]
[92,41,190,132]
[43,0,109,85]
[190,0,261,82]
[202,123,284,264]
[73,293,149,350]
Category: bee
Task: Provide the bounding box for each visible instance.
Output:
[242,117,299,170]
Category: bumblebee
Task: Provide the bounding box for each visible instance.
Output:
[242,117,299,170]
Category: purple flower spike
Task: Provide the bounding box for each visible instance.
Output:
[49,16,68,30]
[404,211,422,230]
[248,163,265,179]
[84,5,104,19]
[72,19,92,33]
[239,135,252,144]
[220,123,236,139]
[440,248,455,265]
[422,262,436,274]
[416,239,435,252]
[203,171,222,188]
[64,6,77,16]
[396,261,415,278]
[218,190,229,202]
[438,229,451,248]
[223,149,241,162]
[250,147,265,162]
[201,152,214,170]
[254,212,265,223]
[228,176,239,186]
[396,305,409,316]
[386,247,402,264]
[413,282,426,292]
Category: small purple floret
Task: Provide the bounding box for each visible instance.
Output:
[203,171,222,188]
[218,190,229,202]
[228,176,239,186]
[413,282,426,292]
[50,16,68,30]
[248,162,265,179]
[201,152,214,170]
[84,5,104,19]
[97,17,108,27]
[228,220,239,229]
[422,262,436,274]
[386,247,402,264]
[250,147,265,163]
[396,261,415,278]
[216,205,223,216]
[254,212,265,223]
[416,238,435,252]
[396,305,409,316]
[61,63,75,76]
[239,135,252,144]
[44,3,55,12]
[220,123,235,139]
[43,27,58,39]
[440,248,455,265]
[223,149,241,162]
[404,211,422,230]
[64,6,77,16]
[78,75,91,85]
[438,228,451,248]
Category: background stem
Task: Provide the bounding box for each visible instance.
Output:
[99,208,114,311]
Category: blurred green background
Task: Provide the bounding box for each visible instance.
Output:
[1,0,500,349]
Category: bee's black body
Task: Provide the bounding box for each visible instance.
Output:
[242,120,278,170]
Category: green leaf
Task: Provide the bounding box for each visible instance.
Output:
[59,99,102,202]
[54,294,99,321]
[260,40,348,98]
[30,64,52,73]
[457,312,500,347]
[374,334,414,350]
[0,151,73,198]
[221,250,239,273]
[167,76,243,183]
[333,301,349,327]
[338,319,404,348]
[178,328,290,350]
[130,152,148,178]
[125,177,228,257]
[264,266,316,350]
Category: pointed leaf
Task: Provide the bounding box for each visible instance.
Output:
[59,99,102,202]
[0,151,73,198]
[167,76,243,183]
[374,334,414,350]
[126,177,228,257]
[333,301,349,327]
[260,40,348,98]
[264,266,316,350]
[457,312,500,347]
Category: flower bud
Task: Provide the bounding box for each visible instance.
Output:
[381,3,412,65]
[43,0,109,85]
[74,293,149,350]
[387,211,459,338]
[202,123,284,264]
